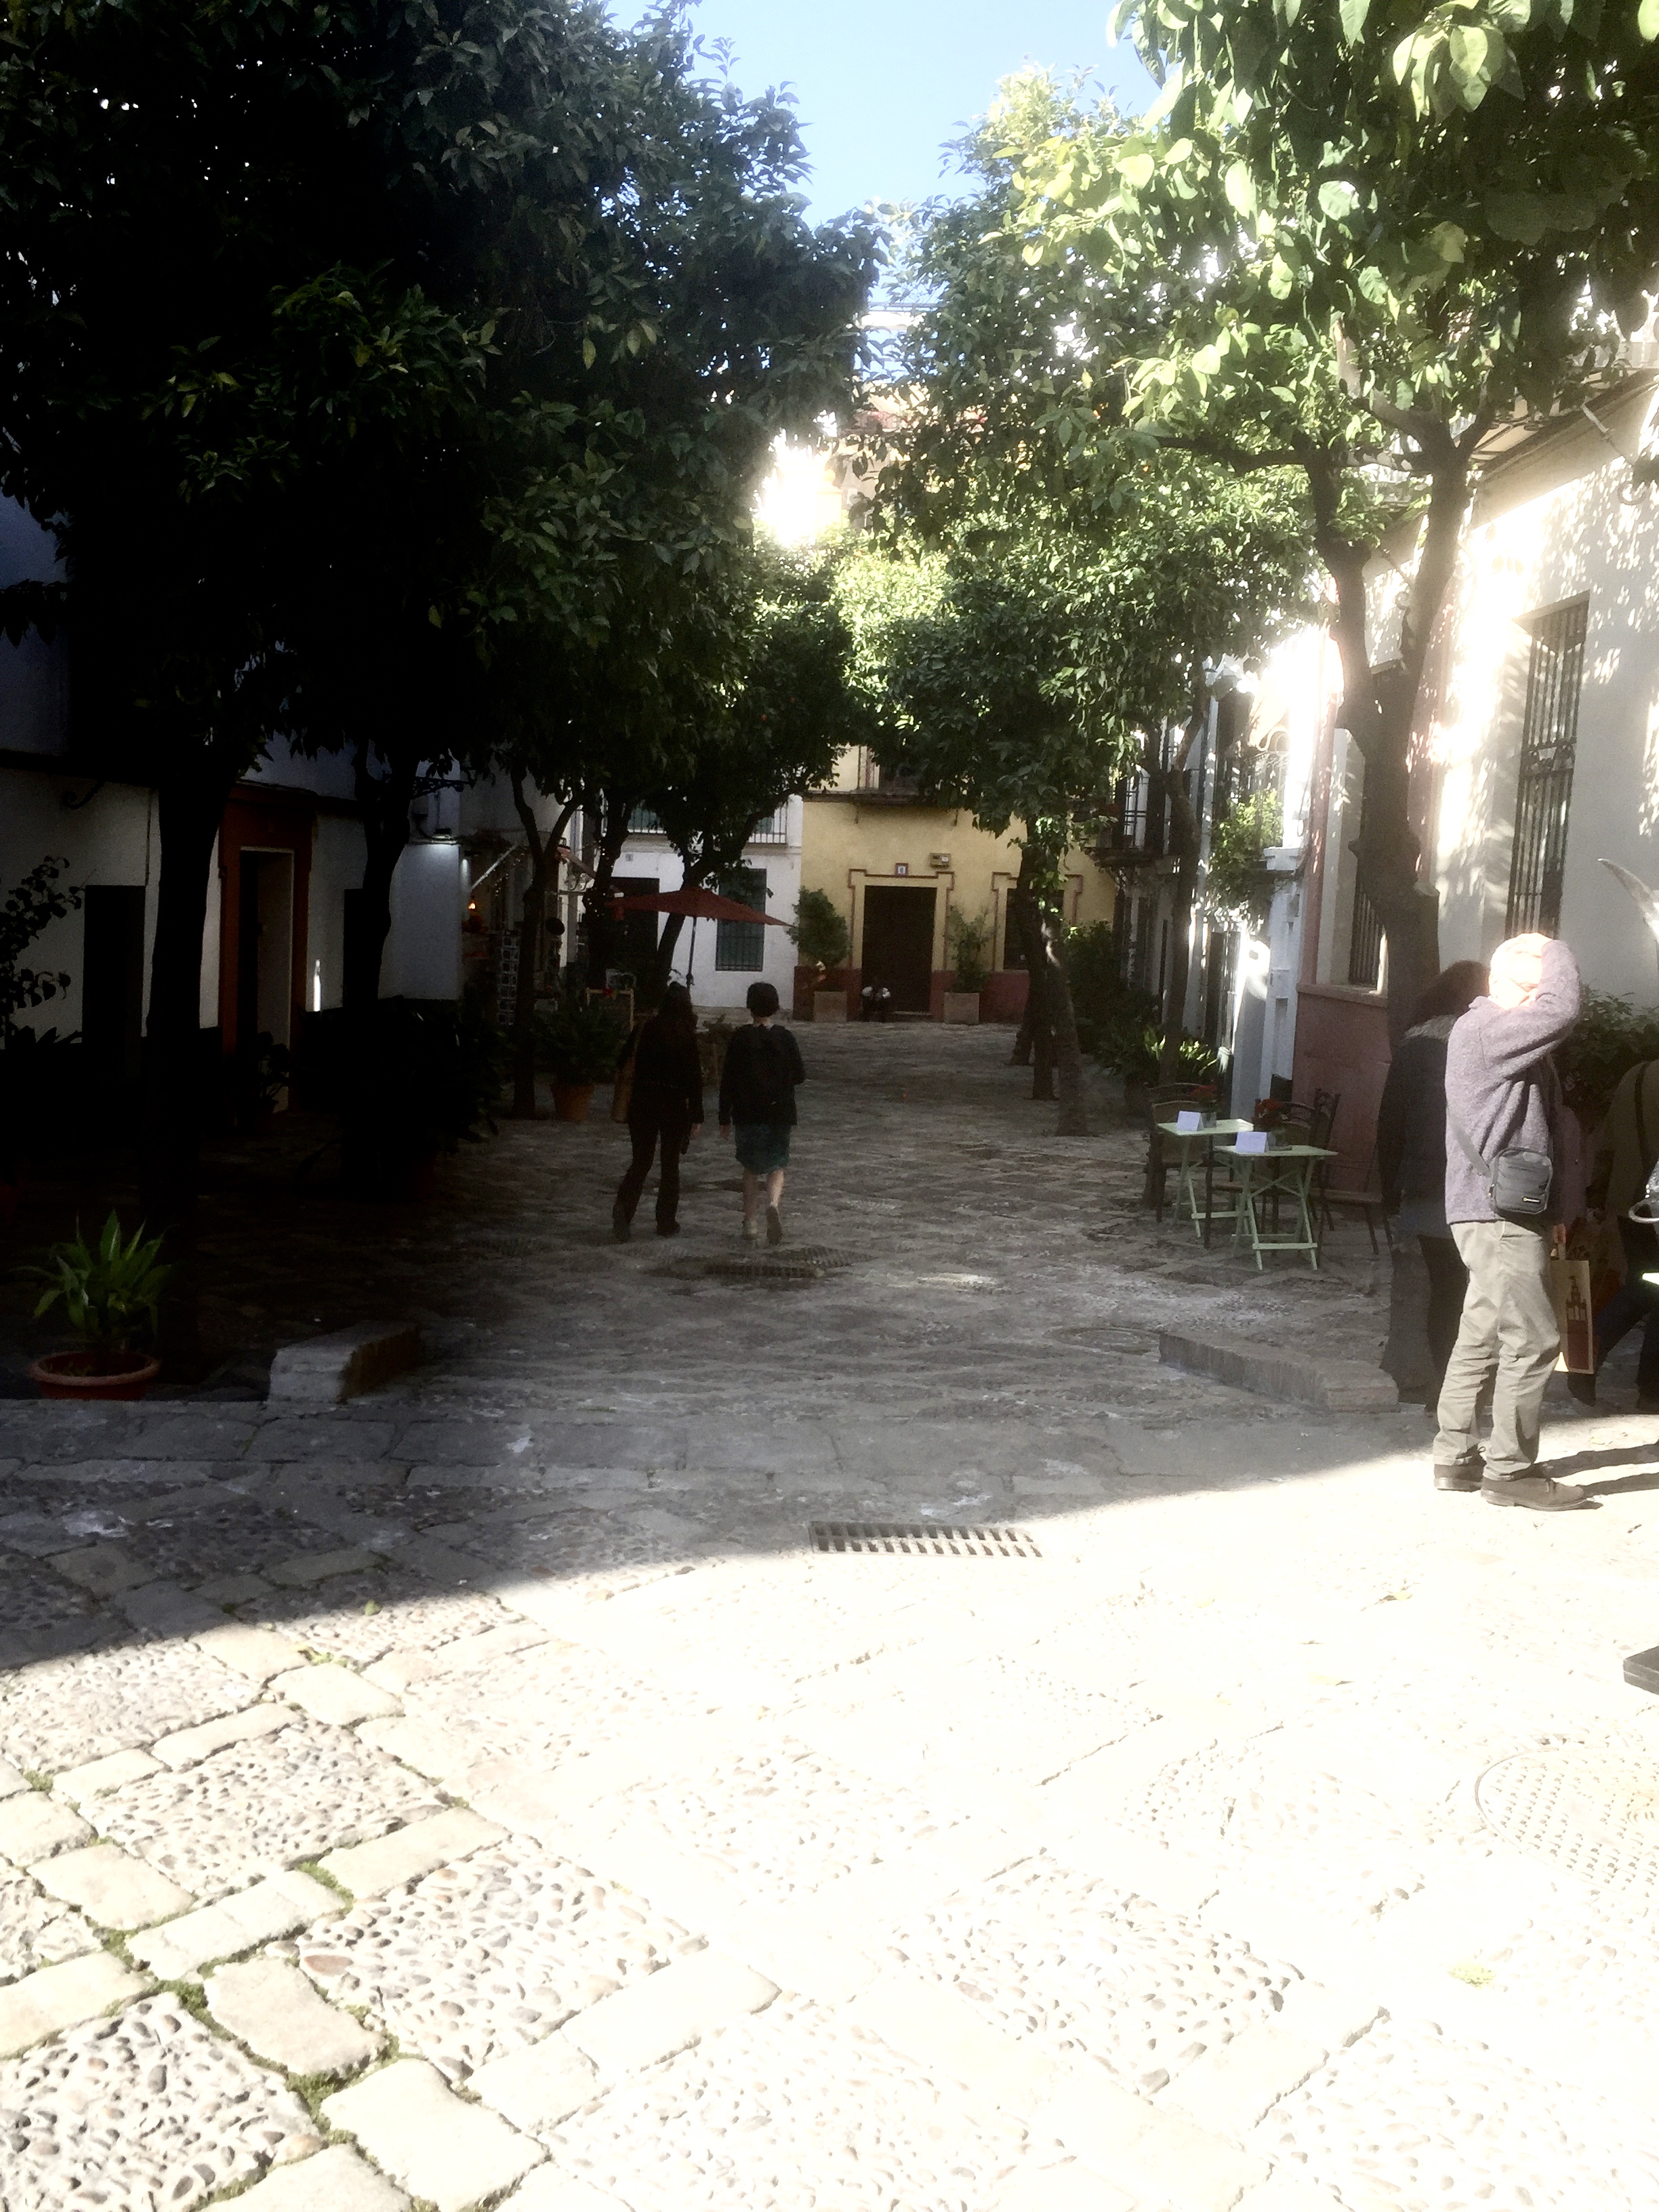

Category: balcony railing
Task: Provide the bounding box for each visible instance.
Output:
[746,808,790,845]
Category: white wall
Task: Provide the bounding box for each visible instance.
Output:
[613,798,803,1013]
[384,840,464,1000]
[0,771,157,1037]
[0,499,67,759]
[1432,383,1659,999]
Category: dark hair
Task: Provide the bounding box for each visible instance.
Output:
[746,981,780,1018]
[655,982,697,1041]
[1410,959,1489,1027]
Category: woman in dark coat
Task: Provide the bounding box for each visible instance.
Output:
[612,983,703,1240]
[1376,960,1490,1405]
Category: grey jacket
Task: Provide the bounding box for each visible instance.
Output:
[1443,940,1580,1226]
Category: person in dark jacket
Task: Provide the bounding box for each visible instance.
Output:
[718,979,806,1245]
[613,983,703,1241]
[1377,960,1490,1408]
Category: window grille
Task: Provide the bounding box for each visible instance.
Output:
[627,806,663,833]
[747,808,789,846]
[716,867,768,971]
[1347,882,1384,989]
[1506,600,1588,937]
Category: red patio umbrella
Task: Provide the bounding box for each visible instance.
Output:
[613,885,784,991]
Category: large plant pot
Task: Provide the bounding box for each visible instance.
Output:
[813,991,848,1025]
[942,991,981,1025]
[552,1082,596,1122]
[30,1351,160,1401]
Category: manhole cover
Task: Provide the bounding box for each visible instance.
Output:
[703,1245,857,1282]
[810,1522,1041,1557]
[1475,1748,1659,1900]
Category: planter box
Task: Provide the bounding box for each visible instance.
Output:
[552,1082,596,1122]
[941,992,981,1025]
[813,991,848,1024]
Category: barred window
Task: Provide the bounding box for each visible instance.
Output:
[715,867,768,971]
[1506,600,1588,937]
[1347,882,1384,989]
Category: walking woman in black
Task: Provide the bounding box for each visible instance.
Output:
[612,983,703,1240]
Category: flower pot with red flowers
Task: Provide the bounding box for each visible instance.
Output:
[24,1212,171,1400]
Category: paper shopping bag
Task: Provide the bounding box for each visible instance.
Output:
[1550,1250,1595,1372]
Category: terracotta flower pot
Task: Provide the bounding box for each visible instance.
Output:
[30,1350,161,1401]
[552,1082,595,1122]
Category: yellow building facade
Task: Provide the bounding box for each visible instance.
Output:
[796,747,1117,1019]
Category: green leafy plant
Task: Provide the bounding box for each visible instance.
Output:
[26,1213,172,1356]
[1206,792,1284,930]
[1066,922,1159,1059]
[1558,990,1659,1125]
[533,996,626,1086]
[1099,1019,1221,1090]
[787,887,851,973]
[945,907,992,994]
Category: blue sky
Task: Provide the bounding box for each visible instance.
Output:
[632,1,1152,224]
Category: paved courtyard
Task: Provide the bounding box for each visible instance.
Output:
[3,1025,1659,2212]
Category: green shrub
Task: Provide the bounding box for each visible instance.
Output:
[1066,922,1158,1059]
[533,995,628,1086]
[1206,791,1282,928]
[1098,1019,1221,1088]
[1559,989,1659,1124]
[945,907,992,994]
[787,888,851,972]
[697,1015,737,1086]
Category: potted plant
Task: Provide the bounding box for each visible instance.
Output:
[535,996,626,1121]
[24,1212,171,1399]
[319,999,504,1198]
[788,889,851,1022]
[943,909,991,1023]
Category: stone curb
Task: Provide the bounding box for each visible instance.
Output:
[268,1323,424,1407]
[1159,1329,1397,1410]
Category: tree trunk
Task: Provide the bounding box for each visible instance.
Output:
[140,771,234,1233]
[1010,1004,1033,1065]
[583,797,632,989]
[1038,903,1088,1136]
[1308,436,1471,1046]
[1008,848,1054,1099]
[345,742,417,1013]
[508,778,574,1118]
[1140,707,1207,1086]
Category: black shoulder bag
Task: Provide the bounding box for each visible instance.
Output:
[1447,1111,1553,1219]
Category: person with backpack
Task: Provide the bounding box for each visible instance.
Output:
[718,979,806,1245]
[1574,1057,1659,1408]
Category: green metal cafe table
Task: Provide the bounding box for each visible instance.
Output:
[1211,1141,1336,1269]
[1154,1118,1256,1246]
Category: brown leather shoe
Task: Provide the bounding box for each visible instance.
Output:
[1433,1464,1483,1492]
[1482,1475,1591,1511]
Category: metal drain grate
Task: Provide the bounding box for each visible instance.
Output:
[810,1522,1041,1557]
[703,1245,857,1282]
[1475,1748,1659,1902]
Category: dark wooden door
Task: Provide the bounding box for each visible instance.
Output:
[861,886,936,1012]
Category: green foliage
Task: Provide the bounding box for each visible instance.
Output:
[1557,990,1659,1124]
[26,1214,172,1352]
[1098,1021,1222,1089]
[789,888,852,972]
[1206,792,1284,929]
[1,857,81,1037]
[1065,922,1158,1059]
[697,1015,738,1086]
[533,995,627,1086]
[946,908,994,995]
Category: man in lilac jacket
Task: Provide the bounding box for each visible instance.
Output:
[1433,933,1587,1510]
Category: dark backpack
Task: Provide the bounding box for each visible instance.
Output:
[746,1028,792,1118]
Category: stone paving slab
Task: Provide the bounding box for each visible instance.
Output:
[0,1635,256,1772]
[0,1864,101,1982]
[206,1954,382,2075]
[0,1789,92,1863]
[33,1841,194,1929]
[230,2144,411,2212]
[0,1948,149,2057]
[128,1867,342,1979]
[53,1745,163,1801]
[323,2057,544,2212]
[321,1805,504,1898]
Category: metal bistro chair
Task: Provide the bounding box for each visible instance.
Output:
[1317,1136,1393,1258]
[1146,1082,1218,1222]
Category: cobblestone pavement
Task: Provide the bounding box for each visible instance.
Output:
[3,1025,1659,2211]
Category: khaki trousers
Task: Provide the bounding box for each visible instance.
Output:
[1433,1217,1560,1479]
